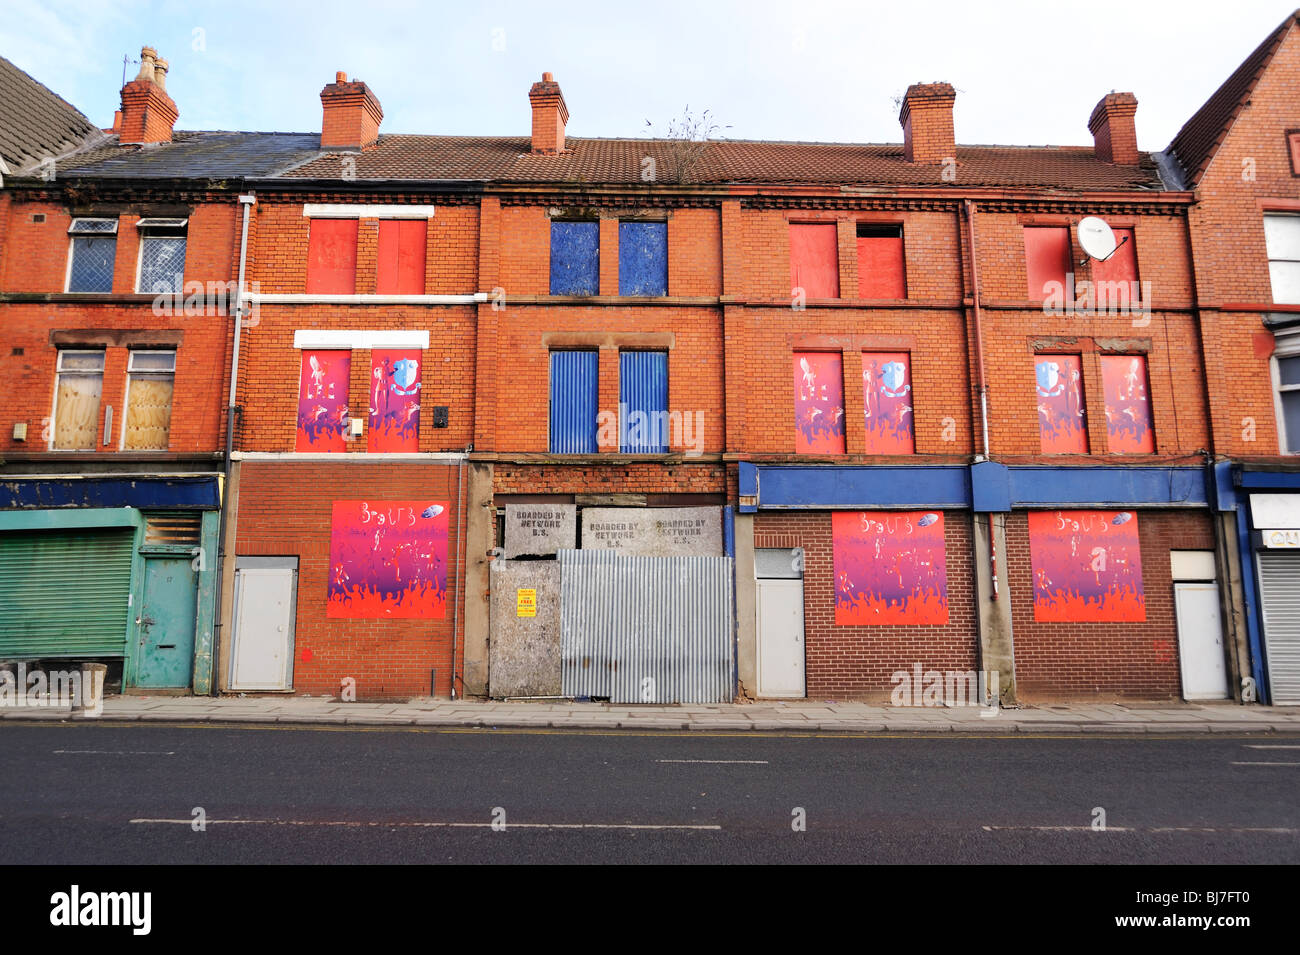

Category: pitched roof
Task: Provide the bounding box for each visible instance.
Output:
[54,131,1163,193]
[1166,9,1300,186]
[0,55,102,172]
[285,135,1161,190]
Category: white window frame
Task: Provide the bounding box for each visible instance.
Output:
[64,218,119,294]
[1271,329,1300,454]
[50,349,106,450]
[134,219,188,294]
[1264,213,1300,306]
[119,349,178,451]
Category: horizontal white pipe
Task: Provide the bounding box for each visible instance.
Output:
[251,293,486,305]
[301,204,438,218]
[292,329,430,349]
[231,452,469,463]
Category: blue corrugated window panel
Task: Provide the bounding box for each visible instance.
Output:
[550,221,599,295]
[620,351,668,453]
[550,351,599,453]
[618,221,668,296]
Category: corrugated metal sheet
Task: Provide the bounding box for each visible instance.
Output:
[559,549,734,703]
[619,350,668,453]
[1258,552,1300,705]
[549,351,598,453]
[0,529,133,657]
[549,221,599,295]
[618,221,667,296]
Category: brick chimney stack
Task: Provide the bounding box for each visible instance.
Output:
[1089,92,1140,165]
[119,46,179,144]
[529,72,569,155]
[900,82,956,164]
[320,71,384,150]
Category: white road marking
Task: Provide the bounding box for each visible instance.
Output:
[655,759,768,764]
[55,750,175,756]
[982,825,1296,833]
[1231,761,1300,766]
[1244,744,1300,749]
[130,818,721,830]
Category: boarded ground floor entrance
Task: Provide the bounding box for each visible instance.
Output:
[558,549,734,703]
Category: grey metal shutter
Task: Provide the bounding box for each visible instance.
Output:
[0,529,133,657]
[1257,552,1300,705]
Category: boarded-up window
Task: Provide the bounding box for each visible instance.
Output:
[369,349,421,452]
[1265,214,1300,305]
[1100,354,1155,453]
[376,219,427,294]
[296,350,350,452]
[53,350,104,450]
[549,351,598,453]
[618,222,668,296]
[1090,228,1137,286]
[790,223,840,299]
[1024,226,1071,301]
[1036,354,1088,453]
[306,218,358,294]
[620,351,668,452]
[857,224,906,299]
[123,350,176,450]
[794,352,846,454]
[550,221,599,295]
[862,352,914,454]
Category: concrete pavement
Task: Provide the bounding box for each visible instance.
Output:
[3,694,1299,733]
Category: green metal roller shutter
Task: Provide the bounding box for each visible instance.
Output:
[0,529,133,657]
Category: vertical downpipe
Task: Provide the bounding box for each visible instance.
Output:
[450,455,466,698]
[964,199,998,600]
[210,192,255,694]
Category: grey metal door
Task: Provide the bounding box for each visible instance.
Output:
[559,549,734,703]
[230,559,297,691]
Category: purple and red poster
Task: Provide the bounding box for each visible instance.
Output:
[368,349,422,453]
[794,352,846,454]
[327,500,449,619]
[1027,510,1145,622]
[1100,355,1155,453]
[1036,355,1088,454]
[297,349,350,452]
[832,511,948,625]
[862,352,915,454]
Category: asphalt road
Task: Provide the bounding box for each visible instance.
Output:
[2,722,1297,864]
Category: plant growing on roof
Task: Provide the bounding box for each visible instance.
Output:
[644,106,729,185]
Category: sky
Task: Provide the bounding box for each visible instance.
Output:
[2,0,1295,150]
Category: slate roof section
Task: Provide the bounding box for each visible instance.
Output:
[0,54,103,172]
[58,131,327,180]
[1165,9,1300,187]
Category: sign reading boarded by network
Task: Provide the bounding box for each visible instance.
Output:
[580,506,722,556]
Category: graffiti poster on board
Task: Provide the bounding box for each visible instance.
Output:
[1100,356,1155,453]
[862,352,915,454]
[369,349,421,453]
[832,511,948,625]
[297,350,350,452]
[328,500,449,619]
[794,353,846,453]
[1036,355,1087,453]
[1027,510,1145,622]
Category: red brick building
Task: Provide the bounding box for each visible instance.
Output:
[3,14,1297,704]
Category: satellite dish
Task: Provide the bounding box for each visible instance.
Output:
[1078,216,1117,260]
